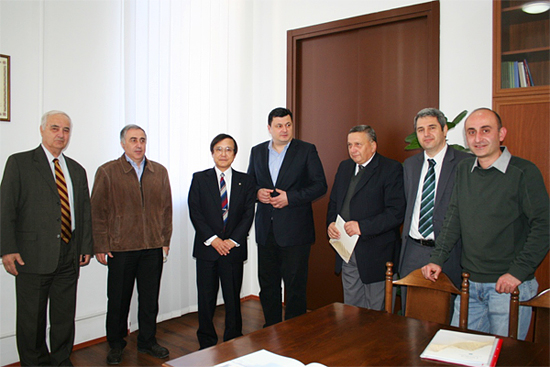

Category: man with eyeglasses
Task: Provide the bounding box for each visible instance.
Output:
[188,134,255,349]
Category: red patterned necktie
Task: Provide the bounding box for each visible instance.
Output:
[54,159,72,243]
[221,173,228,228]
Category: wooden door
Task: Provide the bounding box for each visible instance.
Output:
[287,2,440,309]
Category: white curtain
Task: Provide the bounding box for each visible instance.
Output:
[120,0,257,328]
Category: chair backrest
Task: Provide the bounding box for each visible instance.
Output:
[509,288,550,342]
[385,262,470,329]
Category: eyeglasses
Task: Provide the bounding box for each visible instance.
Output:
[214,146,234,153]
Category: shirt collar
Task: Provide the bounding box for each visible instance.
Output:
[471,146,511,173]
[424,144,448,166]
[41,144,65,164]
[215,166,233,179]
[268,139,291,154]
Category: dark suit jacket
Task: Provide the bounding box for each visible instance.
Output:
[0,146,93,274]
[398,146,471,286]
[189,168,256,263]
[247,139,327,247]
[327,153,405,284]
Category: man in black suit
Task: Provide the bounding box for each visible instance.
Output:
[399,108,470,309]
[0,110,93,366]
[189,134,255,349]
[247,107,327,326]
[327,125,405,310]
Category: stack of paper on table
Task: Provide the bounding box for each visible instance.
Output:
[421,329,502,367]
[213,349,326,367]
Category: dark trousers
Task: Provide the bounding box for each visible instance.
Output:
[106,248,163,350]
[15,240,77,366]
[258,228,311,327]
[196,257,244,349]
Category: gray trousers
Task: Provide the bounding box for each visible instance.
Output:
[342,251,385,310]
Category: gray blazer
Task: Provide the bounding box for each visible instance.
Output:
[0,146,93,274]
[398,146,470,286]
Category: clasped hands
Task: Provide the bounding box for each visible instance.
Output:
[257,188,289,209]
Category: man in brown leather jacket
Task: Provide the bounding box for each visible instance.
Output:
[91,125,172,365]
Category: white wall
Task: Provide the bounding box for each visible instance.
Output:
[0,0,492,364]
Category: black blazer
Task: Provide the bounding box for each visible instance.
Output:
[247,139,327,247]
[0,146,93,274]
[327,153,405,284]
[188,168,256,263]
[398,146,471,286]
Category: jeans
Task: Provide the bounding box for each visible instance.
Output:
[451,278,538,340]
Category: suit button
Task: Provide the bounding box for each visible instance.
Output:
[57,234,61,238]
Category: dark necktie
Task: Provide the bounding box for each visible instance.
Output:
[357,164,365,175]
[54,159,72,243]
[419,159,436,238]
[220,173,228,227]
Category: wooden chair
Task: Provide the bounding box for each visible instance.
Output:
[509,288,550,343]
[385,262,470,329]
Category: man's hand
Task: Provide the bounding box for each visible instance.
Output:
[421,263,442,282]
[212,238,233,256]
[79,255,91,266]
[343,221,361,237]
[257,188,272,204]
[327,222,340,240]
[2,253,24,276]
[270,189,289,209]
[96,252,113,265]
[496,273,521,294]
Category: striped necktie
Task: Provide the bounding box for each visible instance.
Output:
[418,159,436,238]
[220,173,228,228]
[54,158,72,243]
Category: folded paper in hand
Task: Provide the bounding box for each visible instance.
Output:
[329,215,359,263]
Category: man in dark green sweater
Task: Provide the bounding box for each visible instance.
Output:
[422,108,549,340]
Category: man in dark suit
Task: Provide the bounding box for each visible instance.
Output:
[189,134,256,349]
[399,108,470,310]
[0,110,93,366]
[327,125,405,310]
[247,107,327,326]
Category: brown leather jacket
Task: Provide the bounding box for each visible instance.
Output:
[91,155,172,253]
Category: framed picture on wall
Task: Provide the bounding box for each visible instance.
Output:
[1,54,10,121]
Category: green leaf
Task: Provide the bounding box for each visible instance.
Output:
[447,110,468,129]
[404,132,417,143]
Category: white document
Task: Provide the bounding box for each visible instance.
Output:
[329,215,359,263]
[213,349,326,367]
[420,329,502,367]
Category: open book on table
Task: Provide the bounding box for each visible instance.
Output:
[421,329,502,367]
[213,349,326,367]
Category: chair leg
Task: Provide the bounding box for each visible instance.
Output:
[385,262,394,313]
[509,288,520,339]
[459,272,470,329]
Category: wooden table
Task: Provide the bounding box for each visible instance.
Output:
[165,302,549,366]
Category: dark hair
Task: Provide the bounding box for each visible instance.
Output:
[268,107,293,126]
[210,133,238,154]
[414,108,446,130]
[348,125,377,143]
[468,107,503,129]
